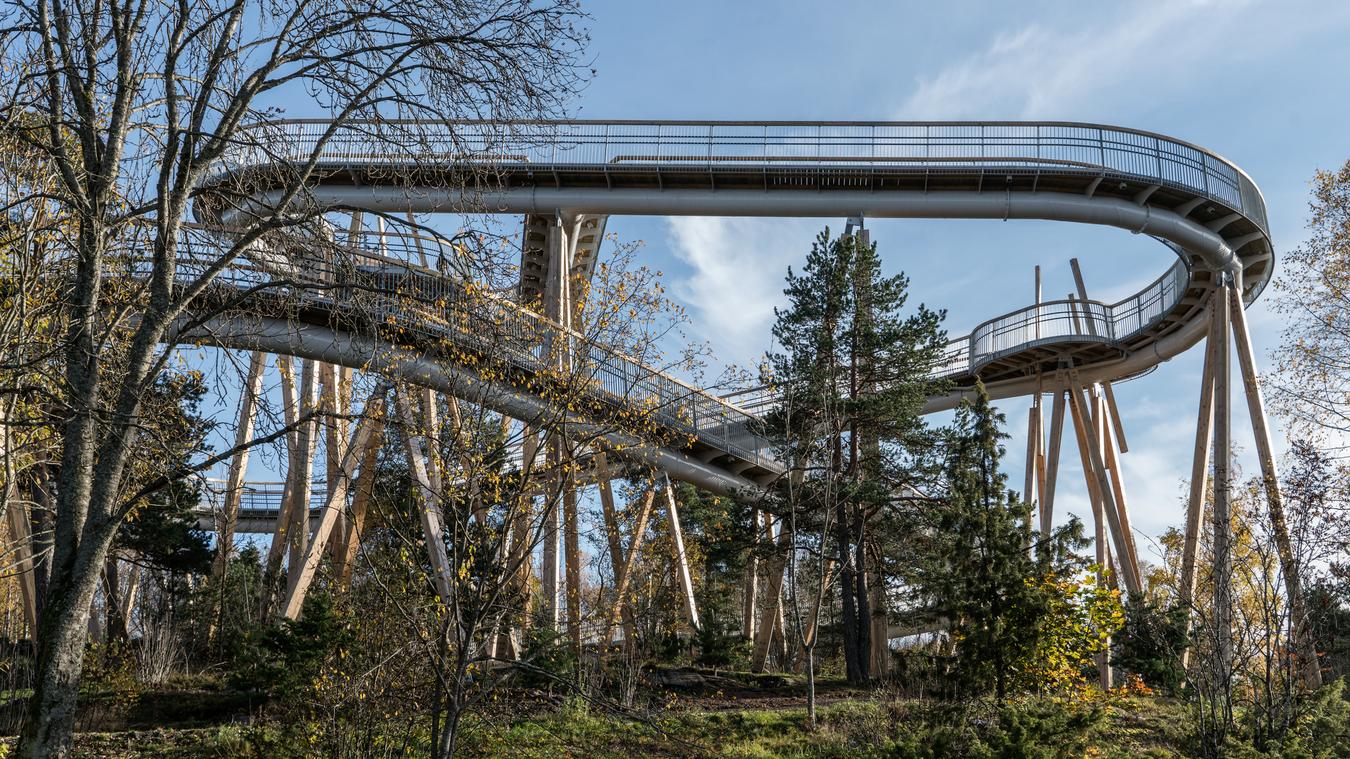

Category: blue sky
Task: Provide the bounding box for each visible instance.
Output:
[219,1,1350,565]
[564,0,1350,555]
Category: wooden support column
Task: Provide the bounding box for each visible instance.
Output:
[1211,281,1235,682]
[3,486,38,640]
[1068,375,1142,594]
[742,510,760,641]
[595,454,638,646]
[751,515,790,672]
[1228,283,1322,688]
[1068,392,1108,583]
[265,356,303,580]
[325,366,353,570]
[335,413,384,588]
[1067,394,1112,689]
[1071,257,1127,451]
[663,476,700,631]
[1181,302,1218,618]
[602,485,656,646]
[538,215,573,632]
[564,479,582,651]
[1097,389,1142,586]
[281,394,386,619]
[287,358,319,574]
[1024,397,1040,508]
[1042,387,1067,535]
[397,391,456,606]
[214,351,266,577]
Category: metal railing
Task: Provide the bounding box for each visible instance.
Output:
[216,120,1267,234]
[132,228,783,472]
[965,258,1189,371]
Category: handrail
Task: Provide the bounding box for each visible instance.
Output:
[134,228,781,471]
[214,120,1268,234]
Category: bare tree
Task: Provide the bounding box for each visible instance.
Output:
[0,1,587,754]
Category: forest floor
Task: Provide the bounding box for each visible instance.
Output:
[0,667,1195,757]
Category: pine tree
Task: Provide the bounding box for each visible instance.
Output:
[769,228,946,684]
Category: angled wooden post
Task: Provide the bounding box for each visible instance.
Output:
[602,484,656,646]
[1228,283,1322,689]
[1068,374,1141,594]
[663,475,700,631]
[742,509,760,641]
[751,515,790,672]
[281,393,386,619]
[214,351,266,577]
[1181,301,1218,617]
[595,453,638,645]
[564,480,581,651]
[1212,281,1235,681]
[263,353,301,572]
[1042,386,1067,535]
[325,365,353,570]
[3,486,38,640]
[1068,390,1108,583]
[287,358,320,574]
[1024,397,1040,508]
[396,391,456,607]
[1097,389,1142,586]
[334,412,384,588]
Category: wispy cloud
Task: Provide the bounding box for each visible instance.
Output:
[896,2,1251,120]
[665,216,820,366]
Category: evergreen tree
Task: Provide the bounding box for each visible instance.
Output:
[769,228,946,683]
[918,383,1082,700]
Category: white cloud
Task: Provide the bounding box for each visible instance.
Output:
[896,2,1252,120]
[665,217,819,366]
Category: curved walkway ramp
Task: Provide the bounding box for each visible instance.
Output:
[170,230,780,497]
[205,120,1272,412]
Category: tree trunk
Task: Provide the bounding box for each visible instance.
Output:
[19,530,113,757]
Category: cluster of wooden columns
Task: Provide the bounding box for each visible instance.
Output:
[1023,265,1320,690]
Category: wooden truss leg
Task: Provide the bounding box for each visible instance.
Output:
[1069,393,1108,583]
[265,355,301,581]
[1042,387,1066,535]
[3,485,38,640]
[742,509,760,641]
[214,351,266,577]
[397,391,456,607]
[1097,389,1142,586]
[751,516,790,672]
[1180,306,1217,672]
[595,454,638,646]
[564,480,581,652]
[1024,395,1040,508]
[1228,283,1321,688]
[1068,374,1141,594]
[281,393,387,620]
[540,437,562,631]
[662,476,700,631]
[287,359,319,574]
[603,484,655,646]
[1211,283,1235,680]
[325,366,353,571]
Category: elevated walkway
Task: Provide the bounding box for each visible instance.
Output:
[190,120,1273,496]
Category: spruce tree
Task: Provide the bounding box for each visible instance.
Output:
[918,382,1080,699]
